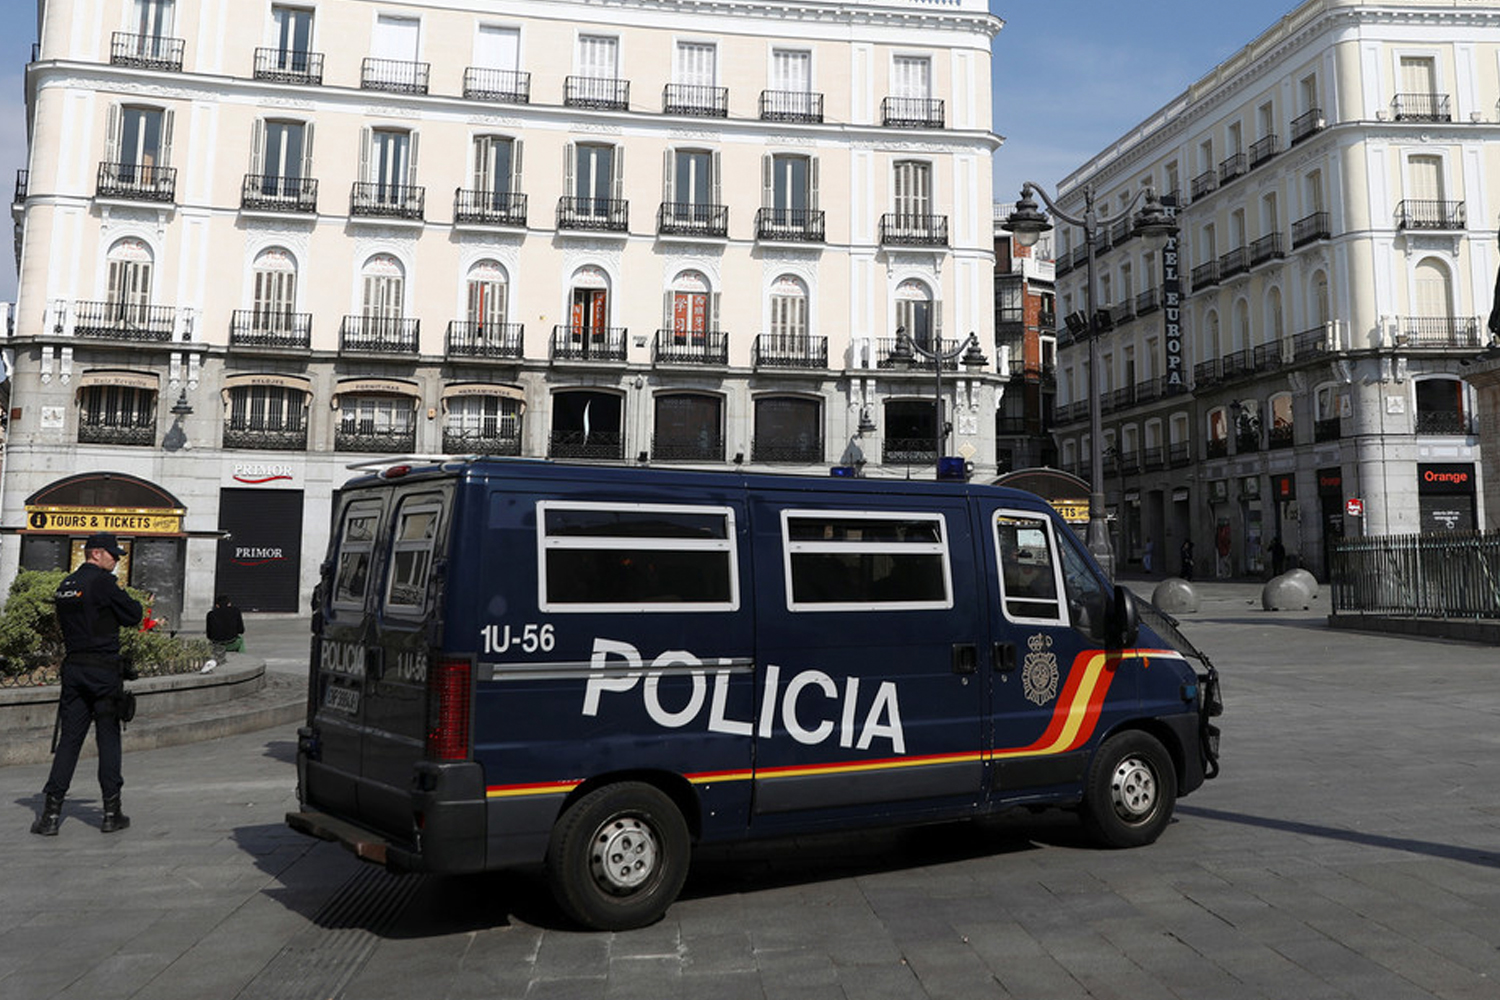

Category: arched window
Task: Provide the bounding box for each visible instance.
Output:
[336,393,418,453]
[665,269,715,346]
[1232,298,1250,352]
[768,274,808,344]
[1409,257,1456,345]
[224,380,309,450]
[1414,376,1468,434]
[106,237,154,317]
[443,389,523,454]
[559,265,621,358]
[895,278,938,350]
[550,389,624,459]
[361,254,406,321]
[1268,392,1294,449]
[752,396,821,463]
[653,392,724,462]
[252,247,298,330]
[1207,407,1229,458]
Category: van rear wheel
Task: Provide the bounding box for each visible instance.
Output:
[546,782,689,931]
[1081,731,1176,848]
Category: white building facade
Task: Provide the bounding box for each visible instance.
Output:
[1048,0,1497,580]
[5,0,1002,622]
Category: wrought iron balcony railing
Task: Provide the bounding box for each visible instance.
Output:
[1249,134,1279,168]
[96,162,175,202]
[241,174,318,214]
[253,47,323,85]
[1169,443,1192,468]
[453,189,526,227]
[1250,232,1285,267]
[1218,152,1246,184]
[754,334,827,369]
[758,90,823,123]
[881,97,944,128]
[1135,287,1161,316]
[1253,341,1287,372]
[1292,211,1331,247]
[755,207,825,242]
[14,168,27,206]
[1190,260,1220,289]
[1314,417,1341,442]
[1396,199,1465,230]
[443,429,523,455]
[557,197,628,232]
[549,430,624,460]
[1193,359,1220,387]
[883,438,939,464]
[339,316,419,354]
[1205,438,1229,459]
[361,57,430,94]
[1391,92,1451,122]
[662,84,728,117]
[1293,326,1332,359]
[879,213,948,246]
[1291,108,1325,144]
[1221,348,1253,381]
[1268,424,1295,449]
[73,300,175,341]
[462,67,530,103]
[335,428,417,453]
[1414,411,1472,435]
[446,321,523,359]
[550,325,628,362]
[1398,316,1481,347]
[350,182,424,220]
[875,337,960,370]
[652,433,724,462]
[111,31,183,72]
[1190,169,1217,199]
[230,310,312,350]
[1218,246,1249,280]
[222,425,308,451]
[565,75,629,110]
[657,202,728,238]
[751,438,824,464]
[79,422,155,447]
[653,330,728,365]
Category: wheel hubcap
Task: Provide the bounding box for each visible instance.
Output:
[1110,756,1158,822]
[589,816,660,894]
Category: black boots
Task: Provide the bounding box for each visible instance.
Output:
[100,796,130,834]
[30,795,63,836]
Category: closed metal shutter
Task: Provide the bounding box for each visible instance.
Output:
[216,489,304,612]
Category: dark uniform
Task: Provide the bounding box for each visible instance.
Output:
[32,535,142,835]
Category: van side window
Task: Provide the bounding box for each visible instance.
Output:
[332,502,382,609]
[994,513,1064,622]
[1057,530,1111,641]
[783,511,952,610]
[538,502,739,611]
[386,497,443,610]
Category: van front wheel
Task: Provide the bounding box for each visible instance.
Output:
[546,782,689,931]
[1081,731,1176,848]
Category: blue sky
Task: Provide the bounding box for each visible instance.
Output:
[0,0,1300,304]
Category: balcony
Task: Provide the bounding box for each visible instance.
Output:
[1169,442,1192,468]
[1250,232,1285,267]
[1218,246,1249,281]
[752,438,823,464]
[1252,341,1286,372]
[1190,169,1217,199]
[657,202,728,239]
[557,197,628,232]
[879,213,948,247]
[1054,401,1086,425]
[223,424,309,451]
[759,90,823,123]
[663,84,728,118]
[13,168,27,208]
[881,97,944,128]
[875,337,961,370]
[1193,359,1220,387]
[549,430,624,460]
[1221,348,1253,381]
[653,330,728,365]
[361,57,429,94]
[1292,211,1331,247]
[339,316,419,354]
[229,310,312,350]
[453,189,526,227]
[1268,423,1295,449]
[1109,301,1136,327]
[241,174,317,214]
[754,334,827,369]
[462,67,530,104]
[1398,316,1481,347]
[110,32,183,72]
[1135,287,1161,316]
[253,47,323,85]
[1291,108,1325,144]
[1314,417,1341,442]
[1190,260,1220,290]
[446,321,523,360]
[755,207,825,243]
[1206,438,1229,460]
[1218,152,1246,185]
[551,325,628,362]
[1391,93,1451,122]
[883,439,938,465]
[350,182,424,221]
[79,422,155,447]
[1109,217,1134,246]
[1293,326,1332,360]
[1249,134,1280,169]
[73,301,175,341]
[442,429,522,455]
[336,427,417,453]
[653,433,725,463]
[1236,427,1261,453]
[565,76,629,111]
[96,162,175,203]
[1414,410,1472,435]
[1396,199,1465,231]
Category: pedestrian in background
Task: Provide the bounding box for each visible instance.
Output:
[1143,537,1155,575]
[30,533,143,836]
[206,594,246,657]
[1180,538,1195,581]
[1269,536,1287,577]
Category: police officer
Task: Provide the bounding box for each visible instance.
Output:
[30,533,143,836]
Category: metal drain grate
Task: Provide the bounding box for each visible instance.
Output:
[236,866,422,1000]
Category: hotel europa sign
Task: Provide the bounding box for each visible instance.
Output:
[26,505,185,536]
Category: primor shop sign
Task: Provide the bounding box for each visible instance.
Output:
[27,505,185,536]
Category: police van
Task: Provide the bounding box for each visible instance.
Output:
[288,458,1221,930]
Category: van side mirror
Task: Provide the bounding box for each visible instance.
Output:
[1110,584,1140,649]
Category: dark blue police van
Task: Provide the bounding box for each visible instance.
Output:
[288,458,1221,930]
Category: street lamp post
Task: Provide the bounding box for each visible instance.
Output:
[1002,181,1177,579]
[891,326,988,478]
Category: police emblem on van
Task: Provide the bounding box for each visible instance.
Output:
[1022,633,1059,706]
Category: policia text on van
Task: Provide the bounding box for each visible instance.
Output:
[287,459,1222,930]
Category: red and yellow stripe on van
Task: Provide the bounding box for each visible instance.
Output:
[483,648,1181,799]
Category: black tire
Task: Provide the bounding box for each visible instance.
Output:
[545,782,690,931]
[1080,731,1177,848]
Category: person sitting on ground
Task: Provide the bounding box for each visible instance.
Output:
[206,594,246,657]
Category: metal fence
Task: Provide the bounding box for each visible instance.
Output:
[1331,530,1500,619]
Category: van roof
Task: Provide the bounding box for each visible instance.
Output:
[341,456,1053,507]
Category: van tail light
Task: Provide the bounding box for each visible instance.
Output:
[426,657,473,761]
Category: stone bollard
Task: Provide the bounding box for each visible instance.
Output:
[1262,571,1316,611]
[1286,567,1319,600]
[1152,577,1200,614]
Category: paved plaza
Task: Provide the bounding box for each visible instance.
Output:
[3,583,1499,999]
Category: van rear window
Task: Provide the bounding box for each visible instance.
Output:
[332,503,381,608]
[538,501,739,612]
[386,498,442,611]
[783,511,952,610]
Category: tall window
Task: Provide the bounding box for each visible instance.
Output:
[251,119,311,197]
[768,275,809,346]
[568,142,617,215]
[472,135,516,197]
[372,14,420,62]
[1413,258,1453,319]
[361,128,415,202]
[892,55,931,99]
[270,5,313,71]
[754,397,821,463]
[666,148,718,222]
[338,396,417,449]
[474,24,519,71]
[893,160,931,219]
[1407,155,1444,204]
[653,393,723,461]
[667,270,713,344]
[550,390,623,459]
[108,105,171,177]
[106,238,153,320]
[80,385,156,444]
[577,34,618,81]
[252,247,297,328]
[445,394,521,453]
[772,49,810,93]
[896,279,937,349]
[765,153,816,220]
[675,41,715,86]
[361,255,405,322]
[466,260,508,327]
[227,385,308,445]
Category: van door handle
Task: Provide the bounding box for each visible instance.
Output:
[952,643,978,675]
[993,642,1017,673]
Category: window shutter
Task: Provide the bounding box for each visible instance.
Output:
[301,121,315,178]
[711,291,721,331]
[662,148,673,202]
[711,150,721,205]
[407,130,420,183]
[511,138,524,192]
[563,141,575,196]
[471,136,486,192]
[761,153,773,208]
[934,302,944,342]
[105,104,122,163]
[250,119,266,176]
[160,108,175,167]
[612,145,625,201]
[663,289,673,331]
[359,127,372,183]
[809,156,820,210]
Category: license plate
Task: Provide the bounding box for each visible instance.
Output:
[322,683,360,715]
